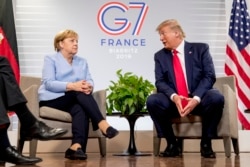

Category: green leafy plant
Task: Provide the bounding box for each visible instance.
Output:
[106,69,155,115]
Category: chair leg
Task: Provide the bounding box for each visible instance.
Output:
[223,136,231,158]
[231,138,239,155]
[29,139,38,158]
[17,139,25,153]
[17,139,38,158]
[98,137,106,157]
[153,136,161,156]
[177,138,184,153]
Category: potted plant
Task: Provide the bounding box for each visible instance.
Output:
[106,69,155,115]
[106,69,155,155]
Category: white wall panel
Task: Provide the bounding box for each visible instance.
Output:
[15,0,229,79]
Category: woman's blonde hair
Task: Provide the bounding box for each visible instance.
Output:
[54,29,78,51]
[156,19,186,38]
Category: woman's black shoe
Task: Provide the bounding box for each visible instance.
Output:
[0,146,42,165]
[102,126,119,139]
[65,148,87,160]
[20,121,67,141]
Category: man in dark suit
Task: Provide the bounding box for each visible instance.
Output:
[146,19,224,158]
[0,56,67,165]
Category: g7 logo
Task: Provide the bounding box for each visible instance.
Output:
[97,2,149,36]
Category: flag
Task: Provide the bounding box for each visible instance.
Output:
[224,0,250,129]
[0,0,20,82]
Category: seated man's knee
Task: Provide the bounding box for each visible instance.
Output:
[146,94,158,108]
[212,90,224,105]
[205,89,225,107]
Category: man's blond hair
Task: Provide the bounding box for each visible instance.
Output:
[156,19,186,38]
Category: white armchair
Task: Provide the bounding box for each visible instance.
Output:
[153,76,239,157]
[18,76,107,157]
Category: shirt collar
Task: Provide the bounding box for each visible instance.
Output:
[174,40,185,55]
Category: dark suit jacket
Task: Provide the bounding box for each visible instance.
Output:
[0,56,27,125]
[154,41,216,99]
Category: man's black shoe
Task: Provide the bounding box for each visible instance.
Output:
[200,144,216,158]
[0,161,4,166]
[0,146,42,165]
[160,144,182,157]
[20,121,68,141]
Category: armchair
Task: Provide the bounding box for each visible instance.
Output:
[153,76,239,157]
[19,76,107,157]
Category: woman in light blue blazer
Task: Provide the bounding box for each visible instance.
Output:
[38,29,119,160]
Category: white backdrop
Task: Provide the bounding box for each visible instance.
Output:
[13,0,244,130]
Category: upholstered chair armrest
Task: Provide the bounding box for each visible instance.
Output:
[22,85,40,119]
[92,89,107,118]
[217,84,238,138]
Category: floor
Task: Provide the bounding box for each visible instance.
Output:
[2,152,249,167]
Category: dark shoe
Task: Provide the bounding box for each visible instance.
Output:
[0,146,42,165]
[102,126,119,139]
[21,121,68,141]
[0,160,5,166]
[160,144,182,157]
[200,144,216,158]
[65,148,87,160]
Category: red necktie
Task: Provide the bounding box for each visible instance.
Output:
[172,49,188,107]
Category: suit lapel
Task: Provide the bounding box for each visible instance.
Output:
[184,42,193,91]
[165,49,177,86]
